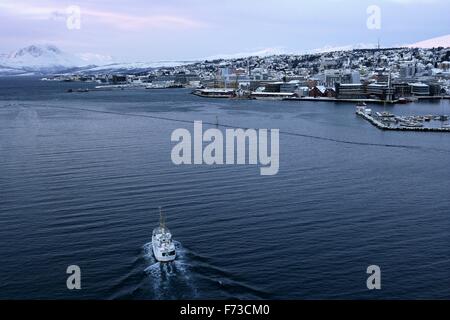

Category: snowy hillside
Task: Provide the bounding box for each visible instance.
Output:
[409,34,450,49]
[0,44,194,75]
[0,45,85,72]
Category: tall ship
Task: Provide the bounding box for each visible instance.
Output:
[152,207,176,262]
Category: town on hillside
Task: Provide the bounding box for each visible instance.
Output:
[46,47,450,103]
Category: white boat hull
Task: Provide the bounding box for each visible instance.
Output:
[152,242,176,262]
[152,209,176,262]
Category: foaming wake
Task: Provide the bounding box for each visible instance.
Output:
[143,240,198,299]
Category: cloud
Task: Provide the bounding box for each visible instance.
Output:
[0,1,205,29]
[383,0,440,3]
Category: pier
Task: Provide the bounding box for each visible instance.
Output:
[355,110,450,132]
[284,97,399,104]
[285,96,450,104]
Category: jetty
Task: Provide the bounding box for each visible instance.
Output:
[284,97,399,104]
[355,108,450,132]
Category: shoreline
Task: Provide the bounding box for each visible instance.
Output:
[191,90,450,104]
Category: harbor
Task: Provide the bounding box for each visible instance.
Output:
[355,105,450,132]
[2,76,450,300]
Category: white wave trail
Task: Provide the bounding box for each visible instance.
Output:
[142,241,198,299]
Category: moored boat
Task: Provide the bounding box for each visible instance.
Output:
[192,88,236,98]
[400,121,424,128]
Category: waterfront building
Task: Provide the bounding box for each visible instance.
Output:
[264,82,284,93]
[295,86,310,97]
[409,82,430,96]
[335,83,366,99]
[280,80,301,93]
[325,87,337,98]
[366,83,395,101]
[393,82,412,97]
[112,75,127,84]
[429,83,443,96]
[175,72,200,84]
[309,86,327,98]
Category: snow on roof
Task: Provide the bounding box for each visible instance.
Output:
[408,82,429,87]
[316,85,326,93]
[339,83,363,87]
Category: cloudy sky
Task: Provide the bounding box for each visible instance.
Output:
[0,0,449,61]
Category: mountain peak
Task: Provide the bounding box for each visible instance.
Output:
[9,44,62,59]
[0,44,81,72]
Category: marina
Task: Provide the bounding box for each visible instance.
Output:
[355,106,450,132]
[284,96,400,104]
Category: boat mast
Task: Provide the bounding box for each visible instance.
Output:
[159,206,166,230]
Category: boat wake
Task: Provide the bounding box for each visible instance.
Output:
[143,240,198,299]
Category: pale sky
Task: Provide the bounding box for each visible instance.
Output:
[0,0,449,61]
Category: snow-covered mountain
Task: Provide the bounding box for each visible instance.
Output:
[408,34,450,49]
[204,47,287,60]
[76,60,195,73]
[0,44,194,75]
[0,44,119,75]
[0,44,86,73]
[201,43,380,60]
[309,43,379,54]
[78,53,114,66]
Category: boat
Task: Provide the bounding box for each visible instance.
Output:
[356,106,366,113]
[192,88,236,98]
[356,102,367,107]
[400,121,424,128]
[414,116,425,122]
[355,105,372,115]
[397,97,411,104]
[168,84,184,89]
[378,111,395,118]
[152,207,176,262]
[381,117,397,123]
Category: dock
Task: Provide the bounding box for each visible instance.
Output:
[356,110,450,132]
[284,96,450,104]
[284,97,399,104]
[416,96,450,101]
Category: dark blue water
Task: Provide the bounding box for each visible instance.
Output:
[0,78,449,299]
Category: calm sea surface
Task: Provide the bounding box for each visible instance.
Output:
[0,78,449,299]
